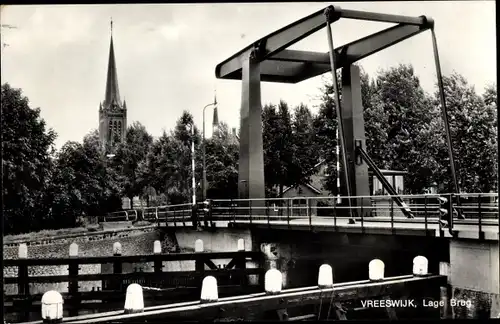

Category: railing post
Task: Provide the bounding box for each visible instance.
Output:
[287,199,291,228]
[390,195,394,235]
[249,200,252,225]
[307,199,312,231]
[267,201,271,229]
[68,243,79,317]
[424,195,428,235]
[182,206,187,227]
[478,194,483,240]
[191,204,198,229]
[231,199,235,223]
[333,197,338,229]
[361,197,365,234]
[266,201,270,224]
[202,199,210,228]
[447,194,454,233]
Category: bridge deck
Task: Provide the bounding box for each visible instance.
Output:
[160,216,499,240]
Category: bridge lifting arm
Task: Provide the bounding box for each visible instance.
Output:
[215,4,463,214]
[215,6,432,83]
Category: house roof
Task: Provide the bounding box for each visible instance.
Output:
[282,159,329,196]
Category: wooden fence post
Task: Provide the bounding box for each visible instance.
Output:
[236,239,247,286]
[17,243,30,322]
[195,239,204,288]
[153,240,162,287]
[112,242,123,292]
[17,243,29,295]
[68,243,79,317]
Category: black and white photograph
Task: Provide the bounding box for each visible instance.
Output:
[1,1,498,322]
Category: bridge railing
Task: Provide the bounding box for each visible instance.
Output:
[142,203,195,225]
[105,210,139,222]
[210,193,498,237]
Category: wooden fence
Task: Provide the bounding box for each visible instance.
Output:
[4,239,265,321]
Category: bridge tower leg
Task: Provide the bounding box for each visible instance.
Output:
[340,65,371,216]
[238,50,266,200]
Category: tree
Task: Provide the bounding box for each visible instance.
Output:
[314,74,341,195]
[49,130,122,228]
[262,100,296,196]
[112,122,153,208]
[361,71,389,169]
[2,83,57,234]
[429,74,497,193]
[171,111,203,203]
[262,103,281,196]
[141,111,203,205]
[372,64,436,193]
[290,103,319,186]
[205,122,239,199]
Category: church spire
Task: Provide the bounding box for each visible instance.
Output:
[104,17,121,108]
[212,91,219,134]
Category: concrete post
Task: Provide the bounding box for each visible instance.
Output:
[340,65,371,216]
[238,51,265,200]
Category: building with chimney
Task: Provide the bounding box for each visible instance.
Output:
[98,20,127,154]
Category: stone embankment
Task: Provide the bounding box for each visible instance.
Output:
[3,224,179,295]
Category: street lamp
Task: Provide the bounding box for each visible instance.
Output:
[186,123,196,206]
[202,93,218,202]
[327,93,341,204]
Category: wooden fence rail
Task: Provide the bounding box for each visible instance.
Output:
[12,256,448,323]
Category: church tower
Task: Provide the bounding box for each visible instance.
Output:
[212,93,219,136]
[99,19,127,154]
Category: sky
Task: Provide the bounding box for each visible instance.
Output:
[1,1,496,150]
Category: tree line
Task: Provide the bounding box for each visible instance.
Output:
[2,64,497,234]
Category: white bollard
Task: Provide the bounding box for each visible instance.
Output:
[265,269,282,295]
[153,240,162,254]
[124,284,144,314]
[318,264,333,288]
[195,239,204,253]
[200,276,218,303]
[413,256,429,276]
[69,243,78,257]
[18,243,28,259]
[41,290,64,323]
[237,239,245,251]
[369,259,385,281]
[113,242,122,256]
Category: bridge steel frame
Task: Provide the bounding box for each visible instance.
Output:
[215,4,461,218]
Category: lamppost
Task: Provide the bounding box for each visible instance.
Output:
[327,93,342,204]
[202,94,218,202]
[186,123,196,206]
